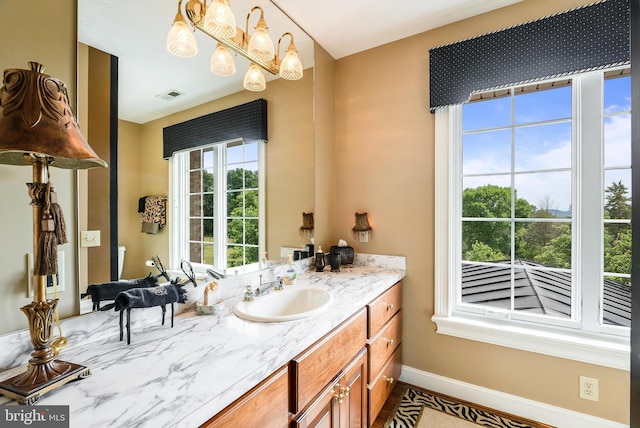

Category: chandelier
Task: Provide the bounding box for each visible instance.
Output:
[167,0,304,92]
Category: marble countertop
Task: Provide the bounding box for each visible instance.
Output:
[0,254,405,428]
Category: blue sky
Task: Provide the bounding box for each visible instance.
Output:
[462,75,631,214]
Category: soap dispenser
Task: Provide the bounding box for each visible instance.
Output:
[283,254,298,285]
[315,246,325,272]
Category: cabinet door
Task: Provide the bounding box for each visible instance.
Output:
[293,379,341,428]
[200,366,289,428]
[339,348,367,428]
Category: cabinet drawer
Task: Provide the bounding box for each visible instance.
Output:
[367,282,402,337]
[291,308,367,413]
[368,346,402,424]
[367,312,401,382]
[200,365,289,428]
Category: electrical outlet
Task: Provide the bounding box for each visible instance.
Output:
[579,376,599,401]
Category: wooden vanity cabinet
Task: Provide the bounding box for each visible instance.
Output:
[290,308,367,414]
[293,348,367,428]
[200,365,289,428]
[366,281,402,424]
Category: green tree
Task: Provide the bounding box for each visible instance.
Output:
[462,185,533,259]
[604,226,631,284]
[465,241,507,262]
[532,224,572,268]
[605,180,631,220]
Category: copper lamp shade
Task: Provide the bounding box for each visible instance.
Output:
[0,62,107,169]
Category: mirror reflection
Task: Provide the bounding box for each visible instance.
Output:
[77,0,316,314]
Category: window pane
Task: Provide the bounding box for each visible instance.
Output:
[512,266,571,319]
[461,262,512,309]
[190,170,202,193]
[227,218,243,244]
[514,122,571,171]
[244,141,259,161]
[189,150,201,169]
[604,75,631,114]
[227,245,243,268]
[514,171,571,217]
[226,144,243,164]
[202,193,214,217]
[227,191,242,217]
[514,86,571,124]
[604,174,631,220]
[246,218,258,245]
[462,220,511,261]
[203,219,213,242]
[516,222,571,269]
[603,223,631,275]
[203,148,214,169]
[203,169,214,192]
[604,115,631,168]
[190,242,202,263]
[189,218,201,241]
[245,189,259,216]
[190,195,202,217]
[462,97,511,131]
[227,167,244,191]
[245,246,258,265]
[602,276,631,327]
[244,162,259,188]
[462,181,511,218]
[462,130,511,175]
[203,243,214,265]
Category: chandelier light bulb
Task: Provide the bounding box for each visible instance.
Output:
[248,18,274,62]
[210,43,236,76]
[204,0,237,38]
[279,42,303,80]
[243,64,266,91]
[167,12,198,57]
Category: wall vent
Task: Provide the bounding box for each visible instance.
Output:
[156,90,184,101]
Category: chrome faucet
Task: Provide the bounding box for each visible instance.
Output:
[206,268,226,280]
[254,276,284,297]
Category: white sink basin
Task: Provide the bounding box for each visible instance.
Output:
[233,287,333,322]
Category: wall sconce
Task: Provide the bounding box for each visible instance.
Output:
[0,62,106,404]
[299,212,314,239]
[167,0,303,92]
[352,212,372,243]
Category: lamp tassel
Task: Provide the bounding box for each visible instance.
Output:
[34,183,58,277]
[49,186,67,245]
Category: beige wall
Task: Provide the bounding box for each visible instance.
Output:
[0,0,78,334]
[331,0,628,423]
[121,73,314,278]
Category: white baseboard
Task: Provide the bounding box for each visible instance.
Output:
[399,365,628,428]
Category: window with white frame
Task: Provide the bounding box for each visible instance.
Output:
[171,139,265,274]
[433,68,631,369]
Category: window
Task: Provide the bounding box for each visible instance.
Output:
[433,69,631,369]
[171,139,265,275]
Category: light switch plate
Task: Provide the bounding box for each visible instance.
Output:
[81,230,101,247]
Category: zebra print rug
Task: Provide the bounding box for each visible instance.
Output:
[384,386,553,428]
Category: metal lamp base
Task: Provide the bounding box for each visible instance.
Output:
[0,361,90,405]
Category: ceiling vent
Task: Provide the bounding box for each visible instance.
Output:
[155,90,185,101]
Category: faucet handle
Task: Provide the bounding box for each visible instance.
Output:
[274,277,284,291]
[243,285,255,301]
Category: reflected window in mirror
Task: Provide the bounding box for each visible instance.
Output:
[171,139,265,275]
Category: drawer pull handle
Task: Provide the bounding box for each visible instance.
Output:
[386,303,394,311]
[385,338,395,347]
[384,376,394,385]
[342,386,350,397]
[333,390,345,403]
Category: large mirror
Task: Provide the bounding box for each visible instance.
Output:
[77,0,316,312]
[78,0,314,314]
[0,0,317,334]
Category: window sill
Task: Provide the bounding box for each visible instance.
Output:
[431,314,629,370]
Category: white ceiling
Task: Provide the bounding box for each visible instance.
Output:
[78,0,522,124]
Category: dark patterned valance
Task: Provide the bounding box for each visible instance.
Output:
[429,0,630,112]
[163,98,267,159]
